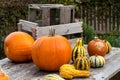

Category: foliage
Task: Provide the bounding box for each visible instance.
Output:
[103,29,120,47]
[0,0,52,59]
[82,22,96,44]
[83,22,120,47]
[0,0,120,59]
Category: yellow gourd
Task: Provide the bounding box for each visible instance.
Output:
[105,40,112,54]
[72,38,86,62]
[74,56,90,70]
[59,64,90,79]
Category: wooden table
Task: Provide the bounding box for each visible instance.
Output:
[0,44,120,80]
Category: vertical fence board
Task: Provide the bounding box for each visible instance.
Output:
[79,4,120,35]
[105,12,108,33]
[109,6,112,32]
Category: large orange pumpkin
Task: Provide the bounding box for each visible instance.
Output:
[87,37,107,57]
[0,67,10,80]
[32,28,72,71]
[4,31,34,62]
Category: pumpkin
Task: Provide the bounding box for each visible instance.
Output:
[32,28,72,71]
[72,38,86,62]
[59,64,90,79]
[105,40,112,54]
[74,56,90,70]
[4,31,34,62]
[89,55,105,68]
[87,37,108,56]
[43,74,65,80]
[0,67,10,80]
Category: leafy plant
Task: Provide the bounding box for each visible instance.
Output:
[103,29,120,47]
[82,22,96,44]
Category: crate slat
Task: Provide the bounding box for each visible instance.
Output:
[28,4,75,26]
[18,20,38,32]
[36,22,83,38]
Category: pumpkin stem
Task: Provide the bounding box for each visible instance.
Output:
[94,36,99,40]
[49,27,55,36]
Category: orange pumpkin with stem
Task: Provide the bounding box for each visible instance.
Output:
[32,28,72,71]
[4,31,34,62]
[87,37,107,57]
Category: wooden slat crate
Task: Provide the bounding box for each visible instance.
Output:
[18,19,83,44]
[28,4,75,26]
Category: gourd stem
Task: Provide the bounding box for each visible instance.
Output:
[76,38,83,47]
[79,38,83,46]
[49,27,55,36]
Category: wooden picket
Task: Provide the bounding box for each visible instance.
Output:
[79,5,120,35]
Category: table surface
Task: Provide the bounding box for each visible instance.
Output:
[0,43,120,80]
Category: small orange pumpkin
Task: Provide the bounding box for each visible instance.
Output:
[87,37,107,57]
[0,67,10,80]
[4,31,34,62]
[32,28,72,71]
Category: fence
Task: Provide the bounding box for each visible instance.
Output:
[78,4,120,35]
[1,2,120,59]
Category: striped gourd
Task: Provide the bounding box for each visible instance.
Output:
[72,38,86,62]
[105,40,112,54]
[89,55,105,68]
[74,56,90,70]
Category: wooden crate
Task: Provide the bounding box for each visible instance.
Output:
[28,4,75,26]
[17,19,83,44]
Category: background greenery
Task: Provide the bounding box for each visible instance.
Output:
[0,0,120,59]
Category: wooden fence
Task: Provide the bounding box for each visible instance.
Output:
[79,5,120,35]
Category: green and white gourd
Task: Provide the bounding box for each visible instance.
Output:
[72,38,86,62]
[89,55,105,68]
[43,74,65,80]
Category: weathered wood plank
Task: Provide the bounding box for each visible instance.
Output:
[90,47,120,80]
[28,9,36,22]
[60,6,72,24]
[28,4,75,26]
[18,20,83,39]
[29,4,64,10]
[36,22,83,38]
[18,19,38,32]
[1,45,120,80]
[42,7,50,26]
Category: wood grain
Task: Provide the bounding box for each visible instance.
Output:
[36,22,83,38]
[1,44,120,80]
